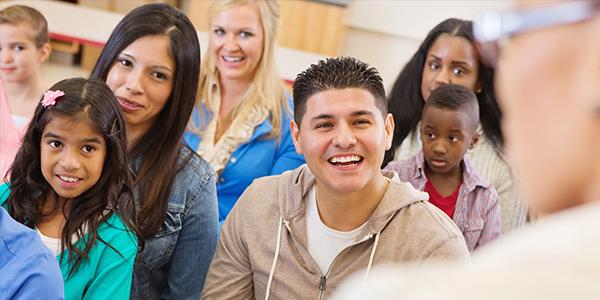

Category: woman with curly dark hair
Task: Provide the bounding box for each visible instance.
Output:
[384,18,526,233]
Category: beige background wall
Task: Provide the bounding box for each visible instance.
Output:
[342,0,513,90]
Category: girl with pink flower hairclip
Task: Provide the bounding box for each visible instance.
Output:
[1,77,142,299]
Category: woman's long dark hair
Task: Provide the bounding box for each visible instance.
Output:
[383,18,503,167]
[6,78,139,277]
[90,4,200,238]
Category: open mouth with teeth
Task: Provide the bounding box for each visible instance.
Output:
[57,175,82,184]
[222,56,245,63]
[328,155,364,167]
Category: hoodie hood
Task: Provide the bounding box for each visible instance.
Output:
[276,164,429,235]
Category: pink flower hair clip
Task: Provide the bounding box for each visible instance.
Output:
[41,90,65,108]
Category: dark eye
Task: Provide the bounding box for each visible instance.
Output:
[426,132,436,140]
[316,122,333,129]
[14,45,25,51]
[353,119,371,127]
[428,61,440,70]
[49,141,62,148]
[118,58,132,67]
[452,67,466,76]
[151,71,168,80]
[82,145,95,153]
[449,136,460,142]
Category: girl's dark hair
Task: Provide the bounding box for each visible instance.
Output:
[6,77,139,277]
[383,18,503,167]
[90,3,200,238]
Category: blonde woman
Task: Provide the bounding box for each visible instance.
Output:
[185,0,304,223]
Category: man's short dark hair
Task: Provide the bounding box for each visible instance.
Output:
[292,57,386,125]
[424,84,480,129]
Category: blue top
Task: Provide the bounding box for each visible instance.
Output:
[0,205,64,299]
[184,100,305,222]
[131,145,219,300]
[1,184,137,300]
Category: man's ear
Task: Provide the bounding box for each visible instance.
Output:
[384,113,395,151]
[290,120,303,155]
[469,132,480,150]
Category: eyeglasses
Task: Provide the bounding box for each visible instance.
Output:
[474,1,599,67]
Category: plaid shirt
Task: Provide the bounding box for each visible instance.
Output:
[385,150,501,251]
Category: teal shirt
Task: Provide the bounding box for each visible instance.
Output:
[0,183,138,300]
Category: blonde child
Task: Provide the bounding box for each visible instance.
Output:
[0,5,51,177]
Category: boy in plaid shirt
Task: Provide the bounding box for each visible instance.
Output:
[386,84,500,251]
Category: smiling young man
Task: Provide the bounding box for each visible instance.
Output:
[201,57,469,300]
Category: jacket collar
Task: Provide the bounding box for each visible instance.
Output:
[279,164,429,239]
[414,149,490,193]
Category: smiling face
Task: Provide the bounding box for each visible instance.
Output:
[291,88,394,195]
[210,3,264,84]
[420,106,478,177]
[421,34,480,101]
[105,34,175,141]
[41,115,106,199]
[0,22,50,83]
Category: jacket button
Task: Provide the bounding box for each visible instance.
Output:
[230,157,237,163]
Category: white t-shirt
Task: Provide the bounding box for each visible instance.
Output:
[36,228,61,256]
[306,186,368,274]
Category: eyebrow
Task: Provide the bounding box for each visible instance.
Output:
[427,55,474,68]
[43,132,103,144]
[351,110,375,117]
[119,52,174,74]
[310,110,375,121]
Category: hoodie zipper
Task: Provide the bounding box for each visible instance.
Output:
[283,220,380,300]
[318,276,326,300]
[316,233,378,300]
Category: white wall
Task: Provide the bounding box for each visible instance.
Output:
[342,0,513,91]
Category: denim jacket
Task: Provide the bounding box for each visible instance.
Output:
[131,145,219,300]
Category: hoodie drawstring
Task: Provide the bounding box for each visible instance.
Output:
[265,216,284,300]
[362,232,380,282]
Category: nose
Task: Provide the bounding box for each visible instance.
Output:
[432,140,447,156]
[433,67,451,86]
[223,33,240,51]
[125,68,144,95]
[0,48,13,63]
[333,124,357,149]
[59,148,82,171]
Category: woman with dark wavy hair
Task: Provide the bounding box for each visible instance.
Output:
[384,18,526,233]
[90,3,218,299]
[1,77,140,299]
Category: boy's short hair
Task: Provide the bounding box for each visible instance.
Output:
[292,56,386,125]
[424,84,480,129]
[0,5,49,48]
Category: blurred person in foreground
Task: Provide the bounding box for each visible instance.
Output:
[333,1,600,299]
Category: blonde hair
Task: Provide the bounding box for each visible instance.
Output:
[193,0,287,139]
[0,5,49,48]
